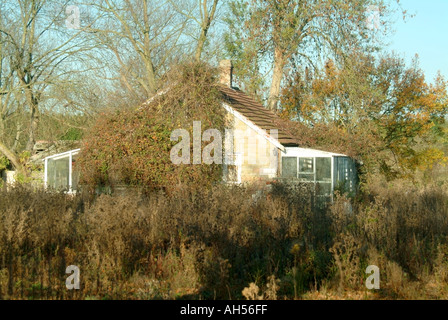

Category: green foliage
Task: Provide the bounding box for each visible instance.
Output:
[60,128,84,141]
[18,151,30,164]
[0,156,9,171]
[223,0,266,96]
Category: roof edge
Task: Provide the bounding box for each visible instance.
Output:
[222,102,285,152]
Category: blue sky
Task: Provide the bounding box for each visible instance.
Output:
[386,0,448,83]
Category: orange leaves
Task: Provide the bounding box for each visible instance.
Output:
[280,51,448,178]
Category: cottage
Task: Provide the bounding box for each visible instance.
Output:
[217,60,358,199]
[43,60,358,198]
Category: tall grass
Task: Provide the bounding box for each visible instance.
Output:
[1,180,448,300]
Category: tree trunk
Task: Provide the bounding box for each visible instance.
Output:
[0,115,4,142]
[267,47,286,112]
[144,58,157,95]
[22,85,39,152]
[142,0,157,95]
[195,29,208,62]
[0,141,23,173]
[195,0,218,62]
[12,122,22,152]
[26,104,38,152]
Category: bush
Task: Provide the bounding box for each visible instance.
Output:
[77,62,226,192]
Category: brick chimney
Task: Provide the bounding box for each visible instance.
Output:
[219,60,233,88]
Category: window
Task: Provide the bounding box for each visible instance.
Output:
[297,157,313,182]
[316,157,331,182]
[299,157,313,173]
[282,157,297,178]
[47,157,70,190]
[281,153,357,202]
[315,157,332,199]
[334,156,358,194]
[72,154,80,190]
[282,156,333,197]
[44,149,80,193]
[282,157,333,183]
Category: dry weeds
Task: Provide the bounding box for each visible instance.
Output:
[1,179,448,300]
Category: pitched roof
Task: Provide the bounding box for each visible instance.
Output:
[218,85,299,147]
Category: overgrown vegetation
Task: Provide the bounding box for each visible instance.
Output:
[1,178,448,300]
[76,62,226,192]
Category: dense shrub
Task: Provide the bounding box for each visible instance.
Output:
[77,62,226,192]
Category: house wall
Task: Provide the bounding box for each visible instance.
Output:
[226,113,279,183]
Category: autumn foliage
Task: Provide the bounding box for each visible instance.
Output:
[280,52,448,179]
[76,62,226,192]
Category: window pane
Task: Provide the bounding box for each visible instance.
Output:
[72,170,80,190]
[299,158,313,173]
[72,154,79,191]
[282,157,297,178]
[299,174,314,182]
[47,157,70,190]
[334,156,358,194]
[316,157,331,181]
[56,157,70,190]
[47,159,55,188]
[316,182,332,196]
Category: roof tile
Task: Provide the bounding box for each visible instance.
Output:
[218,85,299,147]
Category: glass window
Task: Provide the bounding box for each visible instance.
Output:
[72,154,80,191]
[334,156,357,194]
[316,157,331,182]
[282,157,297,178]
[47,156,70,190]
[299,158,313,173]
[299,173,314,182]
[316,182,332,196]
[47,158,55,188]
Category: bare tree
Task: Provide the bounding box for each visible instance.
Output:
[85,0,193,100]
[194,0,219,62]
[169,0,220,62]
[0,0,97,171]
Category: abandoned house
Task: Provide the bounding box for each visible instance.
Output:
[39,60,358,199]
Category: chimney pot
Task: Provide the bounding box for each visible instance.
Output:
[219,60,233,88]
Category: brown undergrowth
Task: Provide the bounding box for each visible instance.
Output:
[1,179,448,300]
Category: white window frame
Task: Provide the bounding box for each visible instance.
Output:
[44,149,80,193]
[280,147,349,199]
